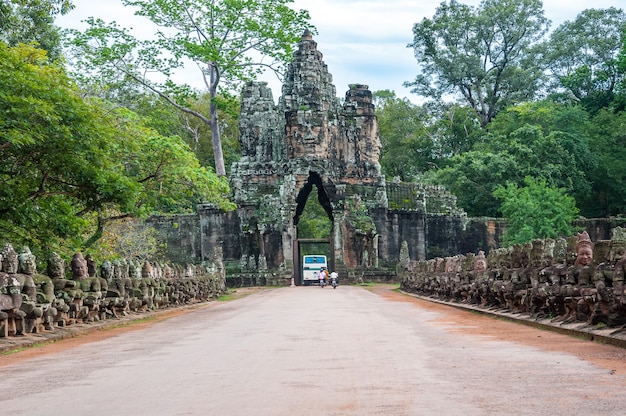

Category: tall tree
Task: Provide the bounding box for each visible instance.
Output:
[0,0,74,60]
[64,0,312,176]
[542,7,626,114]
[583,109,626,217]
[121,91,241,173]
[426,103,483,161]
[406,0,548,127]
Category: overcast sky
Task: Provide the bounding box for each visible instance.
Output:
[55,0,622,103]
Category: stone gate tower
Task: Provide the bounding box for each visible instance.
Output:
[228,30,390,283]
[155,31,480,286]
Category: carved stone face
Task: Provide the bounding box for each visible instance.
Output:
[100,261,113,280]
[70,254,88,280]
[18,247,37,275]
[47,253,65,279]
[575,245,593,267]
[474,259,487,272]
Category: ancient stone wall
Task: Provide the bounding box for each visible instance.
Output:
[0,242,226,338]
[145,214,202,264]
[398,228,626,328]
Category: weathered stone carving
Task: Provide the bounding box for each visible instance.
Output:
[0,242,226,338]
[399,229,626,328]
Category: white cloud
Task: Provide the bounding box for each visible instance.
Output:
[56,0,623,103]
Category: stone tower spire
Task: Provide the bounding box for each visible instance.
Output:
[280,31,341,161]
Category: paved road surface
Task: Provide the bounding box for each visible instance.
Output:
[1,286,625,415]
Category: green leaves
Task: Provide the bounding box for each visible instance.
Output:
[406,0,548,126]
[543,7,626,114]
[374,91,433,181]
[0,42,233,257]
[0,0,74,60]
[430,100,594,218]
[494,176,579,246]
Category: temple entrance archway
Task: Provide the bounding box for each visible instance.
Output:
[292,172,334,285]
[293,172,333,227]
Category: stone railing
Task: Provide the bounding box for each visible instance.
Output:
[0,243,226,338]
[398,229,626,328]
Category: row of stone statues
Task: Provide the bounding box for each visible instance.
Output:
[398,228,626,328]
[0,243,226,338]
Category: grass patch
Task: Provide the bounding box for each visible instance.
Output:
[2,343,47,355]
[217,292,237,301]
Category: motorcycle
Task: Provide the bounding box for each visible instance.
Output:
[319,277,326,288]
[330,276,338,289]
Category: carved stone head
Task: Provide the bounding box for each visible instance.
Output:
[100,260,112,280]
[85,254,98,277]
[2,243,18,274]
[18,246,37,275]
[47,252,66,279]
[474,250,487,272]
[574,231,594,267]
[70,253,88,280]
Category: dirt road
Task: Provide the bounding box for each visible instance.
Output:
[1,285,625,415]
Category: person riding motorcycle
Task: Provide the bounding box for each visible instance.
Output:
[318,268,327,287]
[330,271,339,288]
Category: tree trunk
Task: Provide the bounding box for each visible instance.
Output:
[210,99,226,176]
[209,65,226,176]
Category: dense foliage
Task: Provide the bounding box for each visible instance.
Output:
[493,177,579,246]
[0,0,74,60]
[406,0,548,127]
[378,2,626,246]
[0,43,232,259]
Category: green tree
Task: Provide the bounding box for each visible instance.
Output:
[488,101,595,208]
[373,90,434,180]
[494,176,579,246]
[64,0,312,176]
[427,103,483,160]
[406,0,548,127]
[0,0,74,59]
[583,109,626,217]
[434,150,517,217]
[433,100,594,217]
[542,7,626,114]
[0,43,232,258]
[121,91,241,173]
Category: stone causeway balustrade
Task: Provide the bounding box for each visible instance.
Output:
[0,243,226,338]
[398,228,626,329]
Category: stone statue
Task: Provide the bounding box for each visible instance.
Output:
[85,253,98,277]
[14,247,47,333]
[101,260,129,318]
[473,251,487,273]
[558,232,595,323]
[1,245,25,336]
[574,231,594,268]
[70,252,106,322]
